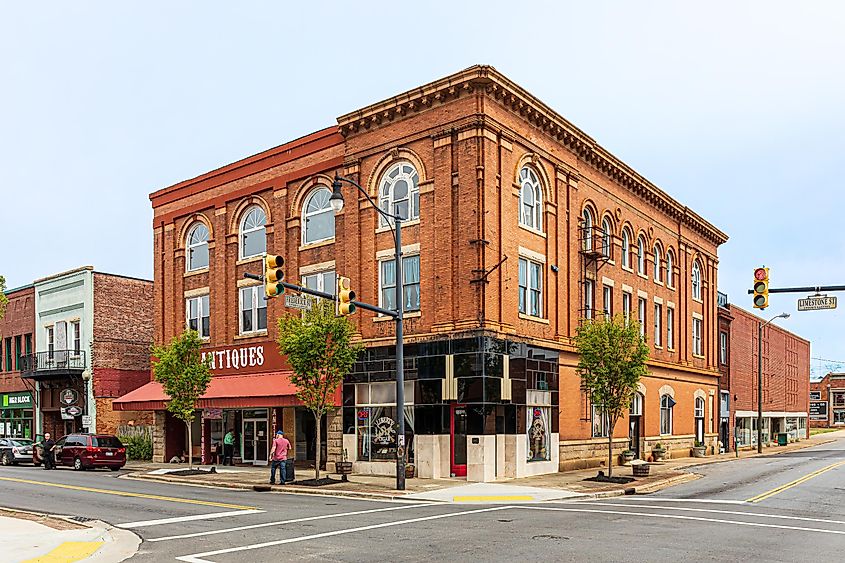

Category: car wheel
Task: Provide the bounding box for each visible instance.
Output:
[73,457,83,471]
[109,466,120,472]
[1,452,10,466]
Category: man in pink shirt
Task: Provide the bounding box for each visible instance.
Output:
[269,430,292,485]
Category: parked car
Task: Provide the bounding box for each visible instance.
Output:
[52,433,126,471]
[0,438,35,465]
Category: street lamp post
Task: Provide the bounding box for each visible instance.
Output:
[330,175,406,491]
[757,312,790,453]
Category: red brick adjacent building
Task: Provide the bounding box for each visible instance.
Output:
[718,298,810,448]
[1,285,35,439]
[810,373,845,427]
[119,65,728,478]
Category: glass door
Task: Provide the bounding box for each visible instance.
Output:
[628,416,641,458]
[242,419,268,466]
[242,420,255,464]
[450,404,467,477]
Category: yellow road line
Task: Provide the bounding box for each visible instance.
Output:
[21,541,103,563]
[0,476,255,510]
[453,495,533,502]
[746,460,845,503]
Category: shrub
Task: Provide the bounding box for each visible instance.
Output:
[119,434,153,461]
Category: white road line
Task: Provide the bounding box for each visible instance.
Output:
[595,497,748,505]
[149,502,437,542]
[117,509,264,529]
[575,502,845,527]
[519,506,845,535]
[175,506,512,563]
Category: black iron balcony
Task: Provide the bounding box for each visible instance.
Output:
[20,350,86,378]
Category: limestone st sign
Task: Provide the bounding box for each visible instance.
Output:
[797,295,837,311]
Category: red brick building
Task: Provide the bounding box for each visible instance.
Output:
[120,66,727,478]
[718,300,810,447]
[810,373,845,427]
[1,285,35,439]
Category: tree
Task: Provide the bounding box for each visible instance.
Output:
[0,275,8,320]
[277,298,362,481]
[575,313,649,478]
[151,330,212,470]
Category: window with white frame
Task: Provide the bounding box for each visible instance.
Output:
[653,243,663,283]
[638,297,646,338]
[379,162,419,227]
[186,294,210,339]
[519,258,543,317]
[71,321,81,355]
[584,279,595,320]
[603,285,612,318]
[46,326,55,359]
[630,393,643,416]
[582,208,594,251]
[693,317,703,356]
[667,307,675,349]
[302,187,335,244]
[186,223,209,271]
[695,396,705,418]
[654,303,662,347]
[380,255,420,312]
[519,166,543,231]
[601,217,612,258]
[302,270,336,298]
[692,260,702,300]
[660,394,674,435]
[240,206,267,258]
[666,249,674,288]
[622,229,631,268]
[592,405,609,438]
[637,236,647,276]
[720,331,728,364]
[622,292,632,325]
[239,286,267,334]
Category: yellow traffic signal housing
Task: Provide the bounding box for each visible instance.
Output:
[752,267,769,309]
[265,254,285,298]
[336,276,356,316]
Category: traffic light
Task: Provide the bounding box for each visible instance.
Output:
[336,276,356,316]
[264,254,285,298]
[752,267,769,309]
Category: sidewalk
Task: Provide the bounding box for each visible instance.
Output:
[0,508,139,563]
[125,429,845,501]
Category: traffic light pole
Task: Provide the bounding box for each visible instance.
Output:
[747,284,845,295]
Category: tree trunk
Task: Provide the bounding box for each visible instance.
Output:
[186,420,193,470]
[314,411,321,481]
[607,424,614,478]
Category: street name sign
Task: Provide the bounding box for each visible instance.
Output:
[797,295,837,311]
[285,294,314,311]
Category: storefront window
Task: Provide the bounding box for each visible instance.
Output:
[355,382,415,463]
[834,410,845,425]
[527,406,550,462]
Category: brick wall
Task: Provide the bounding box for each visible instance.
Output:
[0,286,34,394]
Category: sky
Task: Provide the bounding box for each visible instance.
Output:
[2,1,843,377]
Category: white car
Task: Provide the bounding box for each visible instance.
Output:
[0,438,35,465]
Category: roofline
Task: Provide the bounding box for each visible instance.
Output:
[3,283,34,296]
[33,266,94,285]
[727,304,812,345]
[93,271,153,284]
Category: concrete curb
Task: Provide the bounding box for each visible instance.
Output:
[578,471,700,499]
[672,437,838,472]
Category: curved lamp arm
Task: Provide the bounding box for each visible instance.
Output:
[331,175,399,244]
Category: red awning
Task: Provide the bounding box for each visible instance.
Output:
[112,372,304,411]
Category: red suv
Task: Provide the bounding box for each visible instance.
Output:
[52,434,126,471]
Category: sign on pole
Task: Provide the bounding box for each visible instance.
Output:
[284,294,314,311]
[809,401,828,420]
[797,295,837,311]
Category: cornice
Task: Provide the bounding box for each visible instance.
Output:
[336,65,728,247]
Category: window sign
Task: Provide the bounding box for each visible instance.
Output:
[527,406,550,462]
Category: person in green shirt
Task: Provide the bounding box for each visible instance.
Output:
[223,429,235,466]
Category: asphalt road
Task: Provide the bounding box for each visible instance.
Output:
[2,435,844,562]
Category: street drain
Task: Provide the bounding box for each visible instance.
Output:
[532,534,568,541]
[70,516,94,523]
[497,519,513,523]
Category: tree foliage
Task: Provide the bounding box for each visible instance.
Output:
[575,313,649,477]
[277,299,362,479]
[0,275,8,320]
[151,329,212,469]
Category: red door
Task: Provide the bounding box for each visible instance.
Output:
[450,404,468,477]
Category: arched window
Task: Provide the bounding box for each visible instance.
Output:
[240,206,267,258]
[602,218,612,258]
[666,249,675,288]
[660,394,674,435]
[622,228,631,268]
[653,243,663,283]
[519,166,542,231]
[582,208,594,251]
[692,260,702,300]
[695,397,705,418]
[630,392,643,416]
[186,223,209,272]
[637,236,647,276]
[302,187,335,244]
[379,162,419,227]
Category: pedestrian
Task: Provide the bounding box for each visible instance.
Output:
[223,429,235,466]
[41,433,56,470]
[269,430,291,485]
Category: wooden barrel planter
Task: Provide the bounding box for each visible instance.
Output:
[632,461,650,478]
[336,461,353,482]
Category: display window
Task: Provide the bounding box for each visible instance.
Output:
[527,406,550,462]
